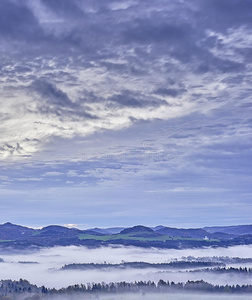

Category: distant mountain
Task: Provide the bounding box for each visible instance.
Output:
[88,227,125,235]
[38,225,80,237]
[1,222,252,249]
[152,225,166,231]
[0,223,105,242]
[87,228,109,235]
[120,225,161,238]
[203,225,252,236]
[36,225,105,238]
[208,231,235,240]
[154,226,232,240]
[89,224,252,237]
[155,227,210,239]
[0,222,34,240]
[81,229,106,236]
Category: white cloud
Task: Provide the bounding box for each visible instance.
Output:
[44,172,64,176]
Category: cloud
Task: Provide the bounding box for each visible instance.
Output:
[41,0,85,19]
[44,172,64,177]
[16,177,42,182]
[0,0,252,227]
[0,143,23,156]
[64,223,78,228]
[32,79,74,108]
[31,79,97,120]
[123,19,191,44]
[199,0,252,29]
[154,88,186,97]
[109,90,168,108]
[0,0,43,40]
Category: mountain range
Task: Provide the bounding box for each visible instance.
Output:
[1,222,252,249]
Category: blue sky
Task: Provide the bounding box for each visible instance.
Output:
[0,0,252,229]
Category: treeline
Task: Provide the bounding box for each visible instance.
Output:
[190,266,252,275]
[2,278,252,299]
[0,279,41,297]
[181,256,252,264]
[61,260,224,270]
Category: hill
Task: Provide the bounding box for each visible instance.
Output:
[119,225,160,237]
[0,222,34,240]
[1,222,252,249]
[154,227,233,240]
[203,224,252,236]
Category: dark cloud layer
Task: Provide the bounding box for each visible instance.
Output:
[154,88,186,98]
[32,79,74,108]
[41,0,85,18]
[31,79,96,119]
[109,90,168,108]
[0,0,42,40]
[199,0,252,29]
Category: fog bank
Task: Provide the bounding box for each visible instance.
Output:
[45,293,252,300]
[0,245,252,289]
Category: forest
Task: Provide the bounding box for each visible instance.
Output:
[2,278,252,300]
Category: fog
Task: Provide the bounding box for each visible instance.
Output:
[0,245,252,289]
[43,293,252,300]
[93,294,252,300]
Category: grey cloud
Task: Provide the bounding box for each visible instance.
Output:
[123,19,191,44]
[32,79,74,108]
[115,6,243,75]
[100,61,146,76]
[31,79,97,119]
[80,90,101,104]
[41,0,85,18]
[198,0,252,30]
[236,47,252,64]
[1,0,247,78]
[119,14,198,65]
[109,91,168,108]
[0,143,23,156]
[109,91,143,108]
[220,75,246,85]
[13,65,32,74]
[0,0,43,40]
[197,57,245,74]
[79,89,168,109]
[154,88,187,97]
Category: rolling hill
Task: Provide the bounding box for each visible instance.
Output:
[0,222,252,249]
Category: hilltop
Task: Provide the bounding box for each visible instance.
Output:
[0,222,252,249]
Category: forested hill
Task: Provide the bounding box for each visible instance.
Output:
[1,222,252,249]
[61,261,224,270]
[1,278,252,299]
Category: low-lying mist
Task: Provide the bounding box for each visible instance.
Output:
[97,294,252,300]
[39,293,252,300]
[0,245,252,289]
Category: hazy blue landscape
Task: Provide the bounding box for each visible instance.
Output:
[1,0,251,299]
[1,222,252,250]
[1,224,252,299]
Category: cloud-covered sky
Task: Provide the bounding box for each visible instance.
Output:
[0,0,251,228]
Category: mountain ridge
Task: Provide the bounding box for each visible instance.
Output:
[1,222,252,249]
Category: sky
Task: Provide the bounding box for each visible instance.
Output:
[0,0,252,229]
